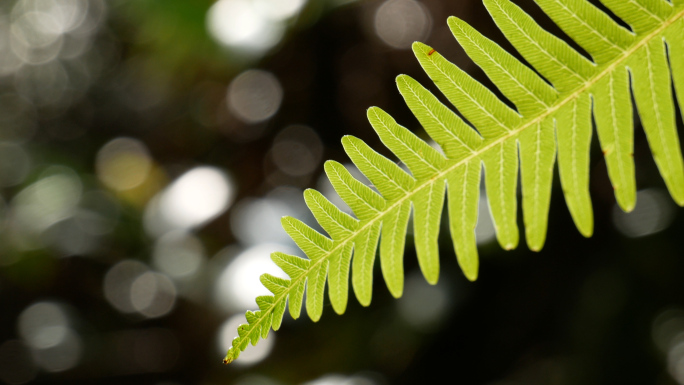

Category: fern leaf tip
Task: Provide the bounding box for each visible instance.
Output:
[579,224,593,239]
[269,250,283,261]
[482,0,501,8]
[525,235,546,252]
[341,135,358,146]
[411,41,430,52]
[366,106,382,118]
[323,159,340,172]
[619,201,636,214]
[332,304,346,315]
[464,269,478,282]
[674,196,684,207]
[395,74,410,83]
[446,15,463,26]
[412,42,444,65]
[459,259,479,282]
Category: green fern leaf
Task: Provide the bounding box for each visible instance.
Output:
[223,0,684,364]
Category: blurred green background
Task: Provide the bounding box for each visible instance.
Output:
[0,0,683,384]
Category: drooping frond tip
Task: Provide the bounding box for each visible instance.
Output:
[225,0,684,363]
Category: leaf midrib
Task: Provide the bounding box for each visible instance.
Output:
[227,5,684,361]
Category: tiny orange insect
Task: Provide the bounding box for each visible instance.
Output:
[428,49,436,56]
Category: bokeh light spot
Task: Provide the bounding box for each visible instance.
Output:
[271,125,323,177]
[373,0,431,49]
[152,230,205,279]
[214,243,295,312]
[653,308,684,353]
[476,193,496,245]
[104,260,150,314]
[227,69,283,124]
[18,302,69,350]
[31,328,82,372]
[613,188,676,238]
[10,11,64,65]
[207,0,285,54]
[230,186,308,246]
[96,137,152,191]
[302,374,378,385]
[157,166,235,230]
[670,334,684,385]
[396,272,451,331]
[16,301,82,373]
[130,272,177,318]
[9,166,82,250]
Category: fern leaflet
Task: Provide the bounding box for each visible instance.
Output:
[224,0,684,364]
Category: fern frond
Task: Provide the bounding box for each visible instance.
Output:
[223,0,684,364]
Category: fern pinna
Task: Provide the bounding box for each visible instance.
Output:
[224,0,684,363]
